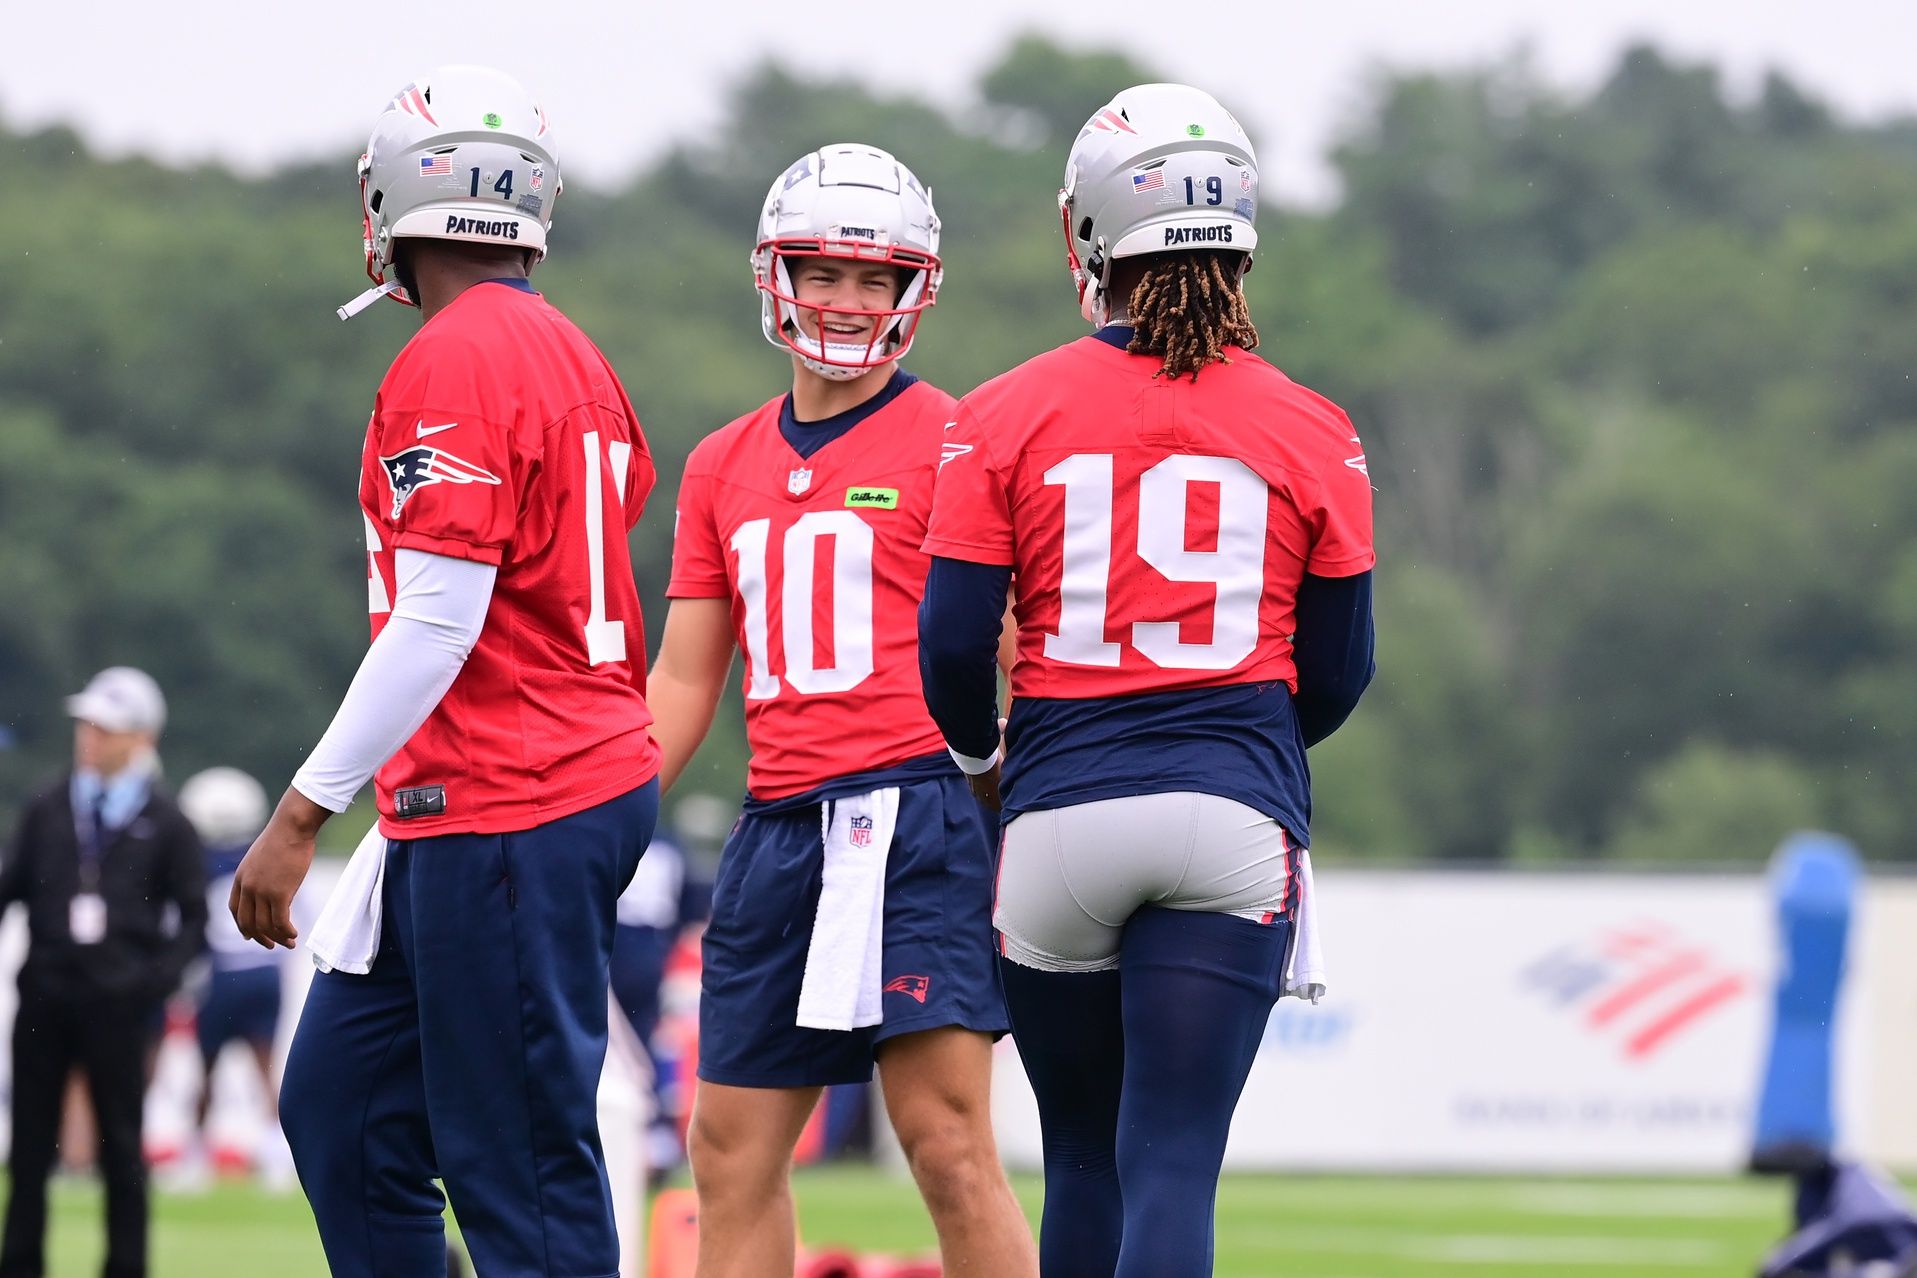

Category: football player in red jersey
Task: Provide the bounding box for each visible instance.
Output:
[646,144,1034,1278]
[920,85,1377,1277]
[228,67,661,1277]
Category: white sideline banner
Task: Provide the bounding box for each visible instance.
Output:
[1858,880,1917,1168]
[2,862,1910,1177]
[992,870,1884,1173]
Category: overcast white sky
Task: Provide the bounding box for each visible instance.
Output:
[3,1,1910,204]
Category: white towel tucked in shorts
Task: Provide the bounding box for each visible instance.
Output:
[307,823,387,976]
[795,788,900,1031]
[1283,847,1326,1003]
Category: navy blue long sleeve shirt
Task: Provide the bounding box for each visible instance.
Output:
[918,559,1375,838]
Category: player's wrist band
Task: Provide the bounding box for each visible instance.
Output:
[948,744,1002,776]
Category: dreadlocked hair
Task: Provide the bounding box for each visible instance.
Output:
[1125,250,1258,381]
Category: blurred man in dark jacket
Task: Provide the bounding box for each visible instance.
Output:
[0,667,206,1278]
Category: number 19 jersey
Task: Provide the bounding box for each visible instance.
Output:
[924,332,1373,837]
[358,280,661,838]
[924,334,1374,700]
[667,378,958,801]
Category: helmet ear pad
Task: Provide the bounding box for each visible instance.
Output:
[1079,245,1114,325]
[392,241,421,308]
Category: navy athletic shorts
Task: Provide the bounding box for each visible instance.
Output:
[697,771,1007,1088]
[197,965,282,1059]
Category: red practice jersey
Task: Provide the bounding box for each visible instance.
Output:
[358,281,661,837]
[668,379,958,800]
[923,336,1374,701]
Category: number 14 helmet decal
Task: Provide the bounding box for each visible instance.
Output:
[753,144,943,381]
[340,65,561,320]
[1060,84,1260,326]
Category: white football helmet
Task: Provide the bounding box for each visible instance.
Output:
[1059,84,1259,326]
[752,144,942,380]
[339,65,561,320]
[178,767,270,847]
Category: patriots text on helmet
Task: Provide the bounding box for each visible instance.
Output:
[753,143,942,380]
[1164,224,1235,246]
[445,215,520,239]
[341,66,557,319]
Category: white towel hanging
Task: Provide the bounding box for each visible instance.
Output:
[307,823,388,976]
[795,788,901,1031]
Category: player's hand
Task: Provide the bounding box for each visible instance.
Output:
[230,788,327,949]
[966,719,1008,811]
[968,762,1003,813]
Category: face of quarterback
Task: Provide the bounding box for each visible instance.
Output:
[787,255,904,350]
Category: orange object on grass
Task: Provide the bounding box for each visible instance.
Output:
[647,1187,701,1278]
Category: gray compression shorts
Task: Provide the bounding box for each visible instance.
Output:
[993,791,1297,973]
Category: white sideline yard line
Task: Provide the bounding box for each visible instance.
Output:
[1506,1182,1782,1218]
[1415,1234,1729,1266]
[1233,1225,1731,1268]
[1232,1178,1782,1219]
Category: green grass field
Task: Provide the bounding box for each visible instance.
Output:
[10,1166,1814,1276]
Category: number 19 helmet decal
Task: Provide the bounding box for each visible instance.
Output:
[1059,84,1259,327]
[752,144,943,380]
[339,65,561,320]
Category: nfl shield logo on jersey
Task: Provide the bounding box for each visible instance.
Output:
[788,467,813,496]
[849,814,874,847]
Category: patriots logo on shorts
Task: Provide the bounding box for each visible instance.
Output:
[883,974,930,1004]
[380,445,502,518]
[849,814,874,847]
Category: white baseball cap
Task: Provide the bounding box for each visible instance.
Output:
[66,667,167,736]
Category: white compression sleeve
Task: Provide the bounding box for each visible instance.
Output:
[291,549,497,812]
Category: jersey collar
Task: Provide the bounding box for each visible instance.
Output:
[778,368,919,461]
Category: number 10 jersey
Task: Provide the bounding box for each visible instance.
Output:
[667,378,958,801]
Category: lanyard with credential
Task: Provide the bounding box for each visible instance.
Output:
[70,794,112,946]
[77,794,108,893]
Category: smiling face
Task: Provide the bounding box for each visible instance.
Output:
[786,255,905,352]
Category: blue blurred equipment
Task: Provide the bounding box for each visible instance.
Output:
[1751,832,1860,1174]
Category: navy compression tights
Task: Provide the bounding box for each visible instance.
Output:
[998,906,1291,1278]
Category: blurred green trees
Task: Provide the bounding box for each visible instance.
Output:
[2,39,1912,864]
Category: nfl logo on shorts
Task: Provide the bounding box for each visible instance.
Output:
[788,467,813,496]
[849,815,874,847]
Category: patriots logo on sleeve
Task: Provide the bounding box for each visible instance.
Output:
[379,445,502,519]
